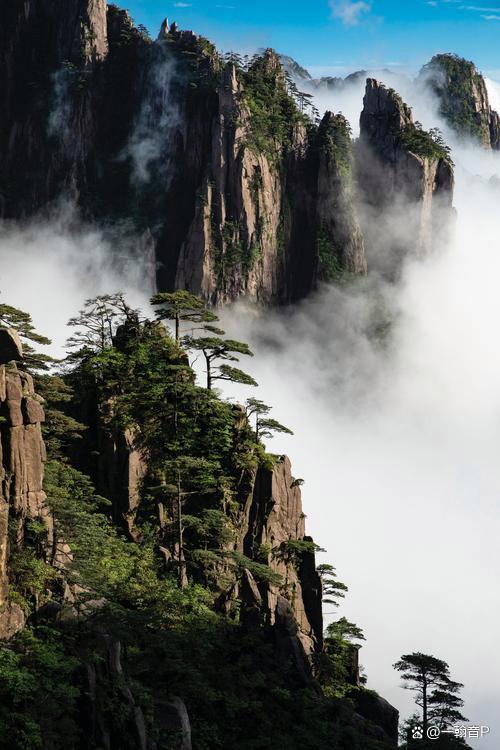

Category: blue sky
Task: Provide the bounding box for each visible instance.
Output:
[122,0,500,74]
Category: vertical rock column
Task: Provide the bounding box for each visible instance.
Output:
[238,455,323,679]
[0,329,49,638]
[358,78,454,274]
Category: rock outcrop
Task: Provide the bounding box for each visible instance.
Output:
[420,53,500,149]
[0,10,367,303]
[97,425,146,538]
[96,418,324,673]
[171,57,299,305]
[358,78,454,273]
[239,456,323,662]
[0,0,111,213]
[352,691,399,747]
[160,44,366,303]
[0,331,49,638]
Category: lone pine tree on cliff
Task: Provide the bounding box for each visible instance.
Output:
[246,397,293,441]
[152,291,257,390]
[394,652,470,748]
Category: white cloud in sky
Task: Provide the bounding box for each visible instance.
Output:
[329,0,372,26]
[173,2,192,7]
[461,5,500,10]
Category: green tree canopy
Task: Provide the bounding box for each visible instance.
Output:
[394,652,468,737]
[246,397,293,441]
[0,300,52,372]
[151,290,217,343]
[66,293,139,354]
[317,564,348,607]
[187,335,257,390]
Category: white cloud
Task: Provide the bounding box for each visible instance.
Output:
[329,0,372,26]
[0,205,154,356]
[221,73,500,749]
[481,12,500,17]
[461,4,500,10]
[173,2,192,7]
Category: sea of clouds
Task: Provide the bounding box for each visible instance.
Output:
[1,52,499,748]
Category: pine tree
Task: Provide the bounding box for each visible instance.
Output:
[0,300,52,372]
[246,398,293,441]
[154,456,219,589]
[316,564,348,607]
[151,290,216,343]
[187,335,257,390]
[394,653,467,737]
[67,293,138,353]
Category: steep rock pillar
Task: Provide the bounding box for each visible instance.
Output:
[358,78,454,275]
[0,330,49,638]
[419,53,500,149]
[239,456,323,675]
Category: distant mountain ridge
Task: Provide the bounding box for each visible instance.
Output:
[279,51,500,150]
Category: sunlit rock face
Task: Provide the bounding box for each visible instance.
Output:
[0,12,367,304]
[358,79,454,275]
[1,6,464,300]
[0,331,49,639]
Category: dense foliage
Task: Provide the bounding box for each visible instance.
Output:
[239,50,311,159]
[422,54,488,144]
[401,122,453,164]
[0,294,391,749]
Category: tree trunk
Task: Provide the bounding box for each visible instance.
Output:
[205,353,212,390]
[422,675,428,736]
[177,471,187,589]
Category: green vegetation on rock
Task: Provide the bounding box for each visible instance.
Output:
[421,53,489,144]
[239,50,310,159]
[401,122,453,163]
[0,295,397,749]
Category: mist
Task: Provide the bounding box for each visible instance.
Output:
[0,206,154,354]
[1,50,499,748]
[125,44,182,185]
[218,74,500,747]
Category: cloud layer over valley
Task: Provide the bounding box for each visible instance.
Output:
[1,51,499,747]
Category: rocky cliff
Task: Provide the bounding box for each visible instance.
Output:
[0,3,370,303]
[0,304,401,748]
[0,330,49,639]
[0,3,459,300]
[358,78,454,274]
[420,53,500,149]
[95,415,323,669]
[144,38,367,303]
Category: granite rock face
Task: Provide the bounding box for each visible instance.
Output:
[239,456,323,661]
[162,46,367,303]
[0,12,367,303]
[420,53,500,149]
[0,336,49,638]
[358,79,454,273]
[171,58,299,305]
[0,329,23,365]
[97,424,147,538]
[1,7,463,300]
